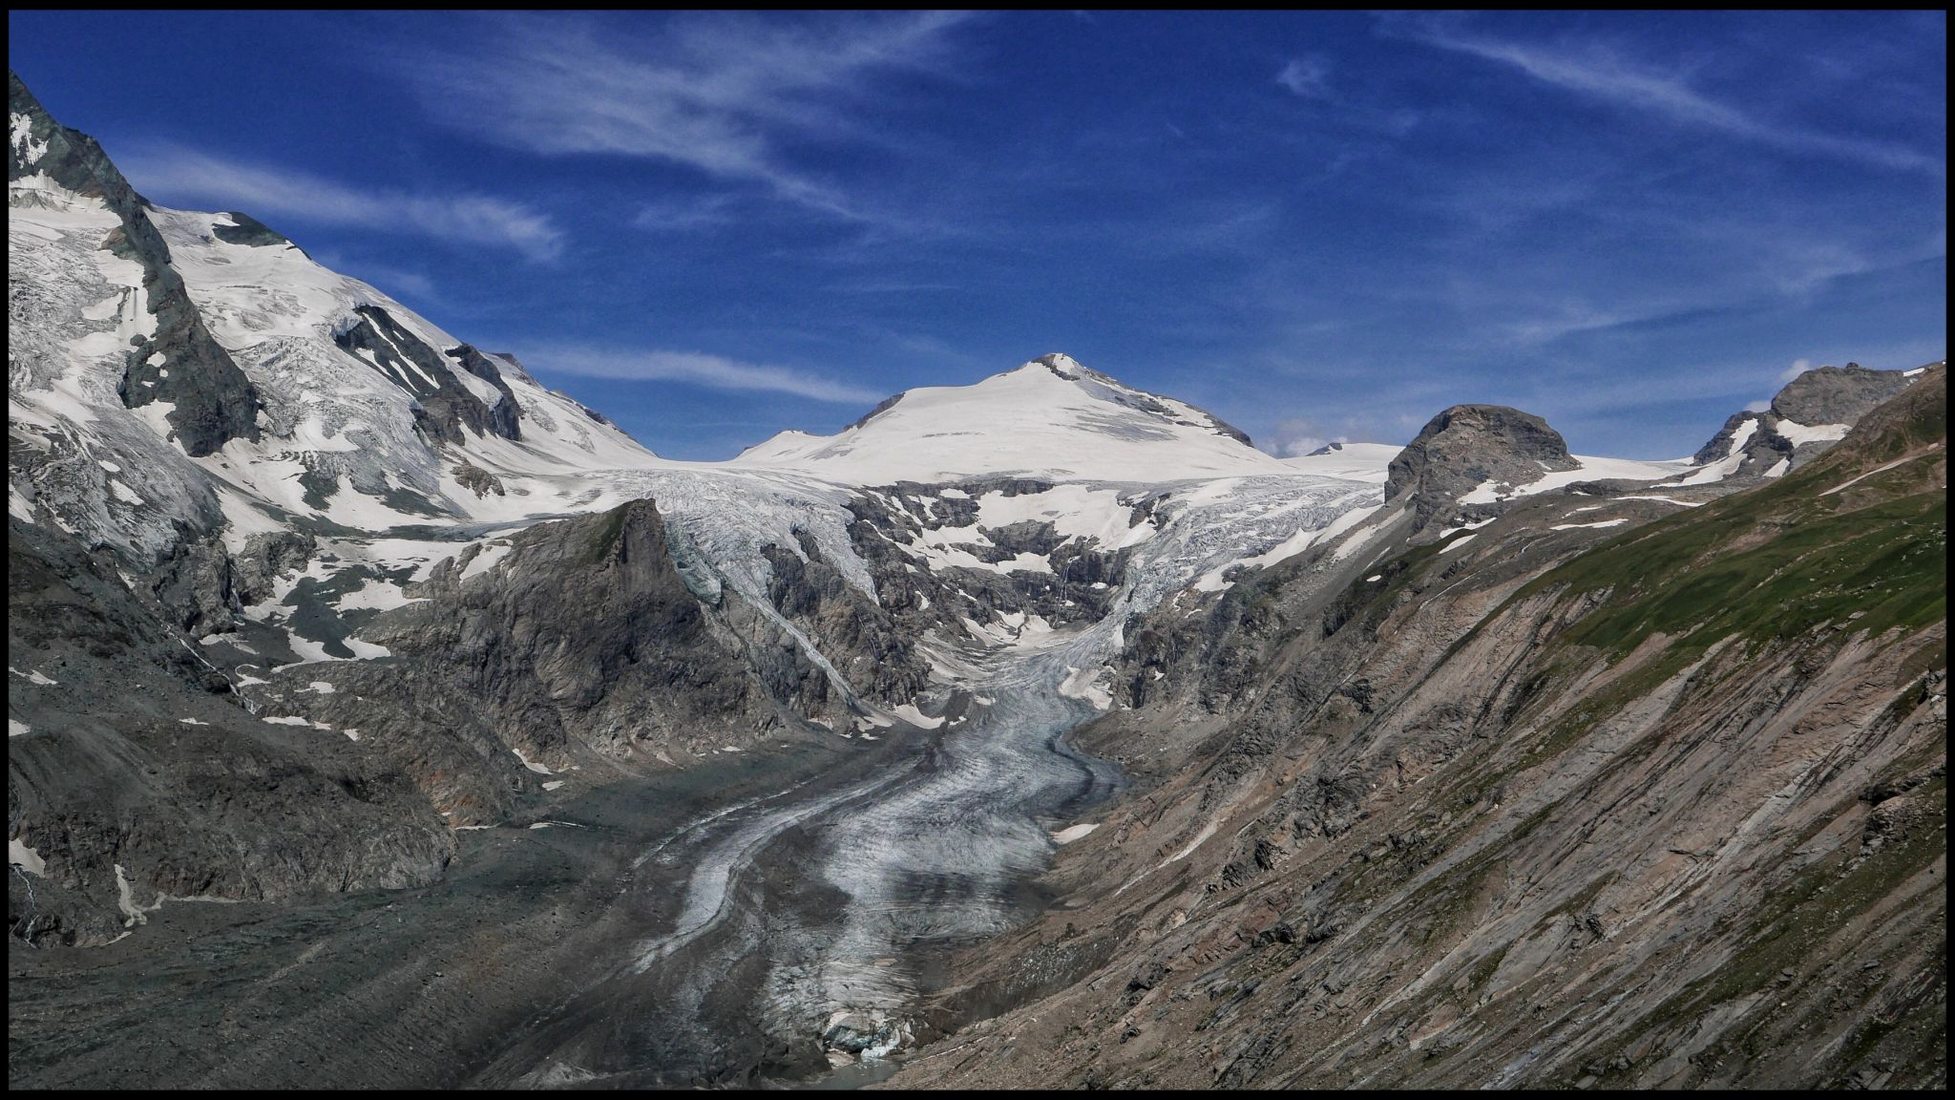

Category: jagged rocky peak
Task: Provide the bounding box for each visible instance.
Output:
[11,70,123,196]
[12,69,265,459]
[11,69,156,262]
[1384,403,1575,524]
[1689,360,1929,480]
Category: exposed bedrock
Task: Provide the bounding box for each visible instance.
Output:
[7,517,452,948]
[1385,404,1576,531]
[882,370,1949,1091]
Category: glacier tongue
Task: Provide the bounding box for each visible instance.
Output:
[13,74,1411,1074]
[767,470,1385,1038]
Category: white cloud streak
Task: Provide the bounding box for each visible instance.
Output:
[402,12,973,221]
[1272,53,1421,137]
[122,147,564,261]
[1398,19,1941,174]
[1276,56,1332,100]
[531,346,885,404]
[631,195,739,233]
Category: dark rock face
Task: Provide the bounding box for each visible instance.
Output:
[7,518,453,947]
[232,531,317,606]
[211,211,292,248]
[10,71,264,459]
[841,479,1133,647]
[846,392,907,432]
[1689,410,1792,477]
[146,536,243,637]
[323,499,792,779]
[1384,404,1577,529]
[1689,363,1925,478]
[760,531,931,711]
[1771,363,1914,426]
[140,529,317,638]
[115,287,266,459]
[453,462,507,498]
[1692,410,1765,465]
[444,344,524,440]
[9,519,225,694]
[332,306,518,445]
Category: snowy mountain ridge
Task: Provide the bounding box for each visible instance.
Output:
[11,63,1926,735]
[13,149,653,538]
[12,69,1401,753]
[10,71,1946,1093]
[732,352,1298,485]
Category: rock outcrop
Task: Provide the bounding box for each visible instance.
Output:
[1688,362,1930,479]
[332,306,521,445]
[887,369,1948,1091]
[1385,404,1577,530]
[1771,362,1916,426]
[7,517,453,947]
[10,71,264,458]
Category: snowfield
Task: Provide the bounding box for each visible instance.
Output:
[11,145,1776,1067]
[731,353,1297,485]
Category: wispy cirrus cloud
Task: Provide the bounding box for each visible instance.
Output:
[530,346,884,404]
[1273,53,1421,137]
[631,195,740,234]
[121,147,565,260]
[1275,56,1332,100]
[1390,16,1941,174]
[400,12,975,223]
[307,251,442,303]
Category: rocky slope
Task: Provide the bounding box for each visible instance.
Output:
[8,72,1382,948]
[882,367,1946,1090]
[1682,362,1926,483]
[8,69,1944,1092]
[8,516,454,947]
[6,72,941,942]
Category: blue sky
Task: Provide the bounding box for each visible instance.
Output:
[11,10,1946,459]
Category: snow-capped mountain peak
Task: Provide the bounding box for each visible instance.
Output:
[733,353,1288,485]
[9,73,667,560]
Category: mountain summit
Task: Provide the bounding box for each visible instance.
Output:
[732,352,1287,484]
[8,70,659,566]
[1683,361,1930,482]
